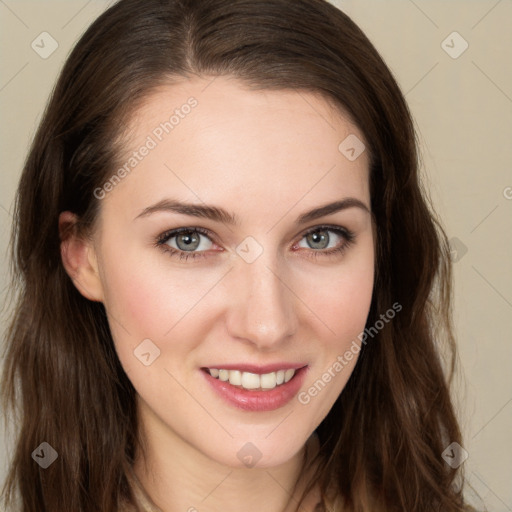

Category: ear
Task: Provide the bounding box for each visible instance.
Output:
[59,211,104,302]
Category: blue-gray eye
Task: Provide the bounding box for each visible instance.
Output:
[165,230,214,252]
[298,229,344,250]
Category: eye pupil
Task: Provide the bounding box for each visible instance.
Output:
[307,230,329,249]
[177,231,200,251]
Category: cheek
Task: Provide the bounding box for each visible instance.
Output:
[323,274,373,329]
[97,245,195,369]
[100,243,210,337]
[296,238,373,409]
[296,256,373,422]
[303,244,374,342]
[102,258,167,335]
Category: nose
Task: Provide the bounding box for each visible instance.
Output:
[225,255,298,350]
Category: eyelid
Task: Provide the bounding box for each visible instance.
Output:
[299,223,353,240]
[156,226,217,245]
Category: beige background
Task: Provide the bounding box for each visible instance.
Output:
[1,1,511,510]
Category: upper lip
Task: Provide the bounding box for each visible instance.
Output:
[201,363,308,374]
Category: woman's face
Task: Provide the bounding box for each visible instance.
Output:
[81,77,374,469]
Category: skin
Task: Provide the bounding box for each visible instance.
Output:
[60,76,375,512]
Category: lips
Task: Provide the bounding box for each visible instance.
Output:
[203,363,305,374]
[200,364,309,412]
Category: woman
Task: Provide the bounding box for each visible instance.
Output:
[1,0,473,510]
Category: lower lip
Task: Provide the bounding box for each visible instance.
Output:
[201,367,309,412]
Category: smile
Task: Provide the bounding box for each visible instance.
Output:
[201,365,309,412]
[206,368,296,391]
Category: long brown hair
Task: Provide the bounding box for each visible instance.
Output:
[1,0,470,510]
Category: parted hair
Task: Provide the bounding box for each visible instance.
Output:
[1,0,471,510]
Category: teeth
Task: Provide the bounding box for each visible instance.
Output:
[260,372,277,389]
[284,369,295,383]
[207,368,296,390]
[228,370,242,386]
[241,372,260,389]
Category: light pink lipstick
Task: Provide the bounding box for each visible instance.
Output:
[201,364,308,412]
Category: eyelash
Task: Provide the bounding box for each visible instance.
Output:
[155,225,356,262]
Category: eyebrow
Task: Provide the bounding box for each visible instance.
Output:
[134,197,370,225]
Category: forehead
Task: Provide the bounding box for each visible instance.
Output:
[103,77,370,223]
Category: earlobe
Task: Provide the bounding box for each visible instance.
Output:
[58,211,104,302]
